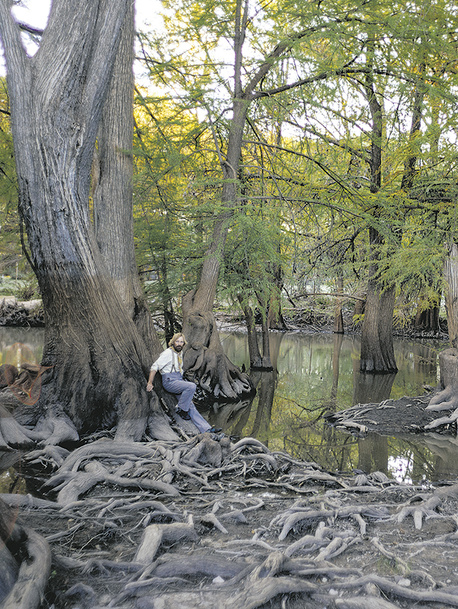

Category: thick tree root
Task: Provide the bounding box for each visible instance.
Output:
[0,499,51,609]
[424,407,458,430]
[425,349,458,419]
[427,386,458,412]
[182,310,255,401]
[2,528,51,609]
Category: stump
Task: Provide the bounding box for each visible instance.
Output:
[427,348,458,412]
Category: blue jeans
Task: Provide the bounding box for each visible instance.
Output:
[162,372,211,433]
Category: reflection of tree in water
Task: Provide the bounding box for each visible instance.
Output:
[283,411,360,474]
[206,331,445,478]
[0,328,44,365]
[205,369,278,445]
[322,333,344,412]
[353,369,397,406]
[3,342,37,368]
[205,334,285,442]
[244,334,283,441]
[245,333,286,444]
[0,335,46,407]
[204,398,253,436]
[413,434,458,481]
[357,433,388,475]
[352,366,396,475]
[357,433,458,484]
[247,369,277,445]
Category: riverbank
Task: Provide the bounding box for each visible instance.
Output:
[0,296,44,327]
[0,316,457,606]
[0,297,449,343]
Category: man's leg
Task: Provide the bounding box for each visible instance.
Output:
[162,374,196,412]
[187,404,211,433]
[162,374,211,433]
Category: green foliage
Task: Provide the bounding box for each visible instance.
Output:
[0,79,23,280]
[132,90,225,325]
[134,0,458,327]
[221,200,287,316]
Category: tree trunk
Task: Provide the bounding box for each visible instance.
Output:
[427,348,458,412]
[93,1,161,359]
[260,314,273,371]
[360,260,397,373]
[182,308,254,401]
[414,302,440,333]
[267,263,288,331]
[444,242,458,348]
[249,369,277,444]
[359,51,397,374]
[330,332,344,406]
[426,245,458,412]
[333,276,344,334]
[0,0,172,444]
[180,10,255,400]
[238,297,263,368]
[237,296,274,371]
[361,54,426,371]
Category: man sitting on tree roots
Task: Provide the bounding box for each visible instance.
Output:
[146,333,221,434]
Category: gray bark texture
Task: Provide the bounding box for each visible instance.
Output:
[0,497,51,609]
[427,348,458,413]
[360,275,397,374]
[359,53,397,374]
[182,309,254,401]
[444,242,458,348]
[0,0,165,443]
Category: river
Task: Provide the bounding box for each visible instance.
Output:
[1,326,455,485]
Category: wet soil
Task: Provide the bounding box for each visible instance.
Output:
[325,392,449,435]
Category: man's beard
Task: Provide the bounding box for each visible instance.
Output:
[173,345,183,352]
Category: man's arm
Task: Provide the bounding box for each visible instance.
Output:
[146,349,171,391]
[146,369,156,392]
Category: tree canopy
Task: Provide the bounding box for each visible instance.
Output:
[0,0,457,441]
[133,0,458,340]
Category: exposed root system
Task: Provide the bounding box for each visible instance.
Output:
[1,431,458,608]
[325,392,458,435]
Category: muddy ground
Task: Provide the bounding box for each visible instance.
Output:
[325,392,450,436]
[2,418,458,609]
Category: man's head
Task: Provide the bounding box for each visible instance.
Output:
[168,333,186,352]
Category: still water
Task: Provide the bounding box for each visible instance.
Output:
[0,327,455,485]
[211,331,454,484]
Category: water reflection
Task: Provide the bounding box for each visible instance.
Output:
[0,327,44,367]
[0,327,455,483]
[213,331,454,483]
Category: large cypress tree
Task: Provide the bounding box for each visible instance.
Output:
[0,0,173,445]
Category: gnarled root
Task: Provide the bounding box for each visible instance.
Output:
[33,409,79,446]
[2,528,51,609]
[183,310,254,401]
[0,498,51,609]
[427,386,458,412]
[427,349,458,413]
[0,405,37,449]
[135,522,198,564]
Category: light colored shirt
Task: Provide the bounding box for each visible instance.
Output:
[150,348,183,374]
